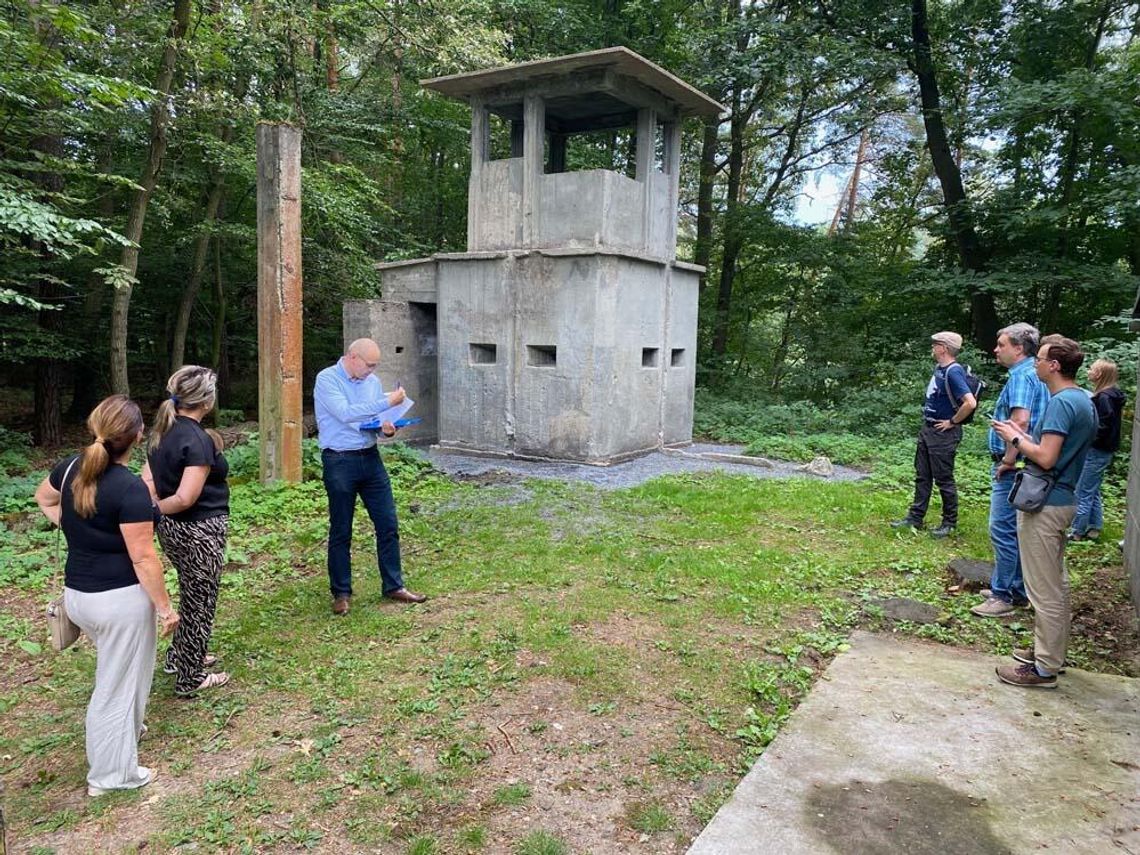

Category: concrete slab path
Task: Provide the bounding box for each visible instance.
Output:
[689,631,1140,855]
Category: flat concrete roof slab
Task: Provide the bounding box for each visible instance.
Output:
[689,631,1140,855]
[421,47,725,118]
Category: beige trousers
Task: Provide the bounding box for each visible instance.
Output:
[1017,504,1076,674]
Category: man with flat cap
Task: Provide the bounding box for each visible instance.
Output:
[314,337,427,615]
[891,331,977,538]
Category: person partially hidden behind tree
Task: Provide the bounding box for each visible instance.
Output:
[891,331,977,538]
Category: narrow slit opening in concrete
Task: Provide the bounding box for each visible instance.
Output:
[642,347,660,368]
[670,348,684,367]
[527,345,557,367]
[470,343,497,365]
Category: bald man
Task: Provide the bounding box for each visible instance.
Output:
[314,338,426,615]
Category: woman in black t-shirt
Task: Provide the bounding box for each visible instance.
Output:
[34,395,180,796]
[143,365,232,696]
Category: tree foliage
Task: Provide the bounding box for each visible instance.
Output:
[0,0,1135,441]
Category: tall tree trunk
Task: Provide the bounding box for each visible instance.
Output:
[171,188,223,369]
[711,86,745,359]
[910,0,997,349]
[109,0,191,396]
[30,3,63,445]
[694,118,719,286]
[211,236,229,402]
[68,137,117,419]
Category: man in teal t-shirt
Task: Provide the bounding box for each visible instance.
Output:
[990,335,1096,688]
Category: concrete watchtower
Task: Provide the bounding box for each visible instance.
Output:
[344,47,725,464]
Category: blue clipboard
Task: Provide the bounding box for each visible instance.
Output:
[359,416,422,430]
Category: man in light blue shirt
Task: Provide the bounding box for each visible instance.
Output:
[315,338,426,615]
[971,322,1051,618]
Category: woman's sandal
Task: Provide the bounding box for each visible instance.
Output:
[176,671,230,697]
[163,653,219,675]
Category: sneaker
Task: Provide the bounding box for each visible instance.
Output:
[970,597,1017,618]
[332,595,350,616]
[88,766,154,797]
[995,662,1057,689]
[1011,649,1066,674]
[979,588,993,599]
[890,518,923,530]
[929,524,955,539]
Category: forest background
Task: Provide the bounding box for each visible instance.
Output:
[1,0,1138,449]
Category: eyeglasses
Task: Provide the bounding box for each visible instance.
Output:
[1034,356,1057,366]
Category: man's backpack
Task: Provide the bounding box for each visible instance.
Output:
[943,364,986,424]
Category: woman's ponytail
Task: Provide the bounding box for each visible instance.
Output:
[149,365,217,451]
[71,395,143,519]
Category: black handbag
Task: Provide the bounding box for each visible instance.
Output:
[1007,462,1057,513]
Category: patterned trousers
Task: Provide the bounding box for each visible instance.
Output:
[157,514,228,694]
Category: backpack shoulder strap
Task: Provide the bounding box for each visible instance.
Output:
[942,362,961,409]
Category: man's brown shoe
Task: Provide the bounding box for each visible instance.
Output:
[996,662,1057,689]
[332,595,351,616]
[384,588,427,604]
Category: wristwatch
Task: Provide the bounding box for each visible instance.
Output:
[1011,435,1021,447]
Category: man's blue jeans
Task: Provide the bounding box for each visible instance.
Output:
[989,466,1026,604]
[322,448,404,597]
[1072,448,1114,537]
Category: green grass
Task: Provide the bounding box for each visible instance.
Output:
[492,782,532,806]
[0,435,1131,851]
[516,830,569,855]
[627,800,675,833]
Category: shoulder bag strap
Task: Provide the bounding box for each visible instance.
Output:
[55,457,79,589]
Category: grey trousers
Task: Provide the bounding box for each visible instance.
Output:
[65,583,155,791]
[1017,504,1076,675]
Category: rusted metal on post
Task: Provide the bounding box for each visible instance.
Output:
[256,122,304,484]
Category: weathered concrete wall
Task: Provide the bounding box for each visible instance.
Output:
[468,158,523,251]
[343,300,438,444]
[512,254,600,459]
[1127,347,1140,617]
[426,249,695,464]
[376,258,438,303]
[663,264,699,445]
[535,171,607,251]
[469,166,677,260]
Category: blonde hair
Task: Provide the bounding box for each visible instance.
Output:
[1089,359,1118,394]
[149,365,217,451]
[72,395,144,518]
[204,428,224,452]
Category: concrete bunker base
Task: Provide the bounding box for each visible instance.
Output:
[689,631,1140,854]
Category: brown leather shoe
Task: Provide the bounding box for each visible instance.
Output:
[384,588,427,604]
[332,595,351,615]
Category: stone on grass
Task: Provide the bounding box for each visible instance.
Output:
[800,456,834,477]
[867,597,941,624]
[947,558,992,590]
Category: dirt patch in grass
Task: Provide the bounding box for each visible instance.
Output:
[1070,562,1140,677]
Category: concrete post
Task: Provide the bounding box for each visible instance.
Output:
[256,122,303,484]
[635,108,656,253]
[522,94,544,245]
[467,98,488,250]
[663,121,681,261]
